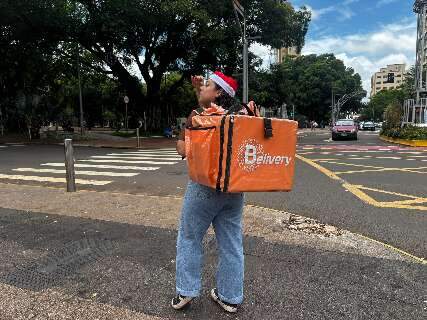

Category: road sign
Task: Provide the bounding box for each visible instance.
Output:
[124,96,129,104]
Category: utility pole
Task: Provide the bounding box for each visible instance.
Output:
[77,45,84,136]
[233,0,248,103]
[243,14,248,104]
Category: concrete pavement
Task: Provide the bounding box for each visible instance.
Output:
[0,183,425,319]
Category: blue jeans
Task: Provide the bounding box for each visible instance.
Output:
[176,180,245,304]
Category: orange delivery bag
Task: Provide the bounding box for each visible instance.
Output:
[185,111,298,193]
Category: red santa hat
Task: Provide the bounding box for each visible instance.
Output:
[210,71,238,98]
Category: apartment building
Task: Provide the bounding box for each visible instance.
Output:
[370,64,406,97]
[276,47,300,63]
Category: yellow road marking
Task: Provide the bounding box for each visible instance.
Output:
[355,234,426,265]
[296,155,342,181]
[296,155,427,211]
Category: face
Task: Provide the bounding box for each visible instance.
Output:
[199,79,221,106]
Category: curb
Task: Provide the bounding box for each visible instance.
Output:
[379,135,427,147]
[1,141,177,150]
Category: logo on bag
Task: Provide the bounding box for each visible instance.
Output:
[237,139,292,172]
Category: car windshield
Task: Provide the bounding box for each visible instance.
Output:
[335,121,354,126]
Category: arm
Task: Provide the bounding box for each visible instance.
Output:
[191,75,204,100]
[176,140,186,157]
[176,110,197,158]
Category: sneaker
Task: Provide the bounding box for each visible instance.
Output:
[210,288,238,313]
[171,294,193,310]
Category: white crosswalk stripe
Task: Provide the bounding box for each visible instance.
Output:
[13,168,139,177]
[80,159,177,165]
[92,155,182,161]
[0,148,182,186]
[41,163,160,171]
[130,150,178,154]
[0,173,111,185]
[118,152,179,157]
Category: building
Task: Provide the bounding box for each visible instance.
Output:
[370,64,406,97]
[276,47,300,64]
[402,1,427,127]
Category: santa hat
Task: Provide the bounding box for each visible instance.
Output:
[210,71,238,98]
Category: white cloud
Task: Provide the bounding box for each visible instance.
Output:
[302,1,359,22]
[305,5,335,21]
[377,0,399,8]
[302,19,416,95]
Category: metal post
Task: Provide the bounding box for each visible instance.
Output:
[331,88,335,125]
[125,103,128,131]
[243,14,248,104]
[77,45,84,136]
[64,139,76,192]
[137,127,140,148]
[0,107,3,136]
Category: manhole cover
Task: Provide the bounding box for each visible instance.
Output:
[2,238,116,290]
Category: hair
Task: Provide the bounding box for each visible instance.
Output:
[213,84,242,114]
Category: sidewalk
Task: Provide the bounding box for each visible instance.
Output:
[0,132,177,150]
[0,183,425,319]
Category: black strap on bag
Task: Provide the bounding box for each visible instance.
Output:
[216,115,227,192]
[264,118,273,138]
[223,115,234,193]
[243,104,255,116]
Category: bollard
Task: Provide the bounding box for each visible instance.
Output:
[137,127,140,148]
[64,139,76,192]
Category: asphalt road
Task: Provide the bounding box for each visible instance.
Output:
[0,207,425,319]
[0,130,426,258]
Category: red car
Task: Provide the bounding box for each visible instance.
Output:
[332,119,358,140]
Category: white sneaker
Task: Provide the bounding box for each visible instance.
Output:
[210,288,238,313]
[171,294,193,310]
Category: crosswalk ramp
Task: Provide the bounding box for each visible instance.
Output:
[0,148,182,187]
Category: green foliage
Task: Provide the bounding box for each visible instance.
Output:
[250,54,365,122]
[381,125,427,140]
[383,103,402,130]
[361,89,405,122]
[1,0,311,131]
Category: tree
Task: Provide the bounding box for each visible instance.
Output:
[2,0,311,129]
[253,54,364,122]
[361,89,405,122]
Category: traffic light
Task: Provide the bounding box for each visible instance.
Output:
[387,73,395,83]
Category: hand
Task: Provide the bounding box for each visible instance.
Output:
[176,140,186,157]
[191,75,204,90]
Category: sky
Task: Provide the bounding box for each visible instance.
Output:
[251,0,417,97]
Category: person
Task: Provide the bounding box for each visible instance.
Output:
[172,71,256,313]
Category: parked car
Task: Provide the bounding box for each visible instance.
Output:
[332,119,358,140]
[361,121,376,131]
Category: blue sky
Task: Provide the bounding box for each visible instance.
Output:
[252,0,417,96]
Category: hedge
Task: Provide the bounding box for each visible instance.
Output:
[381,125,427,140]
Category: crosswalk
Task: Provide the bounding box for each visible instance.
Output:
[0,148,182,187]
[0,144,26,148]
